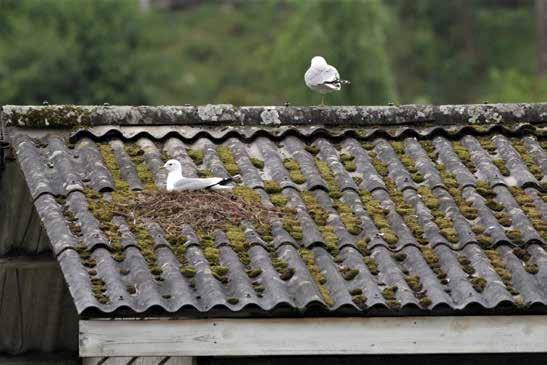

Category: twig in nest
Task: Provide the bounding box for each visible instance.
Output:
[128,190,278,237]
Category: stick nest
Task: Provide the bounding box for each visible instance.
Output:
[129,190,278,236]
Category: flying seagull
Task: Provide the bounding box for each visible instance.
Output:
[164,159,232,191]
[304,56,350,105]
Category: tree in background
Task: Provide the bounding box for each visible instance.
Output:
[266,0,396,105]
[0,0,543,106]
[387,0,542,103]
[0,0,154,105]
[536,0,547,78]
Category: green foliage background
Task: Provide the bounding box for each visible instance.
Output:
[0,0,544,106]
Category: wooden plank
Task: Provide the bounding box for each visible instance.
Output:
[80,316,547,357]
[0,353,79,365]
[0,255,57,269]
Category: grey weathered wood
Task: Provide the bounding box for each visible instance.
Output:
[82,356,195,365]
[0,255,78,354]
[0,160,50,256]
[3,103,547,128]
[0,353,79,364]
[80,316,547,357]
[0,255,57,268]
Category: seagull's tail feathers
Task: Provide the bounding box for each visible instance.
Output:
[217,177,233,186]
[206,177,233,190]
[322,79,350,90]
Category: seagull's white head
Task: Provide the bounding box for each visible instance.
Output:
[164,159,182,173]
[311,56,327,66]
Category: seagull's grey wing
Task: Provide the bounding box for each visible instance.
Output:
[325,65,340,81]
[173,177,224,191]
[305,64,339,87]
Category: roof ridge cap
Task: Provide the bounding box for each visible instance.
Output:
[2,103,546,129]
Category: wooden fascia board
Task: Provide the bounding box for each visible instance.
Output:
[80,315,547,357]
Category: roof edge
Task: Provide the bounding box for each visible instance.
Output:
[2,103,547,129]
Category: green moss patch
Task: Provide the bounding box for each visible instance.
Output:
[319,226,339,255]
[364,256,379,275]
[333,200,362,235]
[270,193,288,207]
[470,277,487,292]
[246,267,262,278]
[351,294,367,307]
[340,267,359,281]
[91,277,109,304]
[509,186,546,239]
[217,146,240,176]
[421,247,448,284]
[359,190,399,248]
[298,192,338,253]
[420,141,439,162]
[367,151,389,177]
[405,275,423,292]
[187,149,204,165]
[264,180,282,194]
[315,159,342,199]
[226,297,239,305]
[282,210,304,241]
[301,192,328,226]
[340,152,357,172]
[513,247,539,275]
[417,186,440,210]
[381,285,401,308]
[299,248,333,306]
[511,139,543,180]
[125,144,157,191]
[305,145,319,155]
[477,137,497,154]
[452,141,477,174]
[492,159,510,176]
[180,266,196,278]
[390,141,426,184]
[272,256,295,281]
[250,157,264,169]
[458,255,476,275]
[486,249,519,295]
[283,158,306,184]
[385,178,427,245]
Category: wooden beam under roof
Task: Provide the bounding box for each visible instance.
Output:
[80,315,547,357]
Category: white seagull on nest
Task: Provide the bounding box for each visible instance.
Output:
[304,56,350,105]
[164,159,232,191]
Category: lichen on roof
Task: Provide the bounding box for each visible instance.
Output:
[3,102,546,128]
[8,106,547,317]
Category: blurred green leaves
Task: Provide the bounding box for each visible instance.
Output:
[0,0,152,105]
[0,0,542,106]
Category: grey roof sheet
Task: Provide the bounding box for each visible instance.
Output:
[7,106,547,318]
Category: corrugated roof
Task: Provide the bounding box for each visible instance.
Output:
[5,104,547,318]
